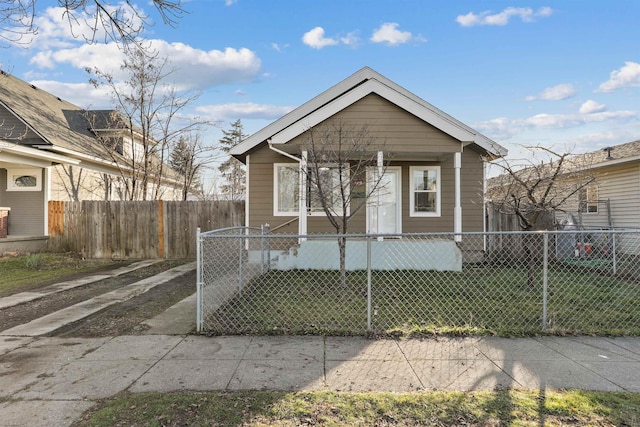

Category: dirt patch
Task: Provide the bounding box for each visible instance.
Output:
[52,269,196,337]
[0,260,188,333]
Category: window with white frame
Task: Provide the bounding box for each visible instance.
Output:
[6,168,42,192]
[409,166,440,216]
[308,164,350,216]
[274,163,300,216]
[578,185,598,213]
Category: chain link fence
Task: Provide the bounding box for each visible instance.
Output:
[196,227,640,336]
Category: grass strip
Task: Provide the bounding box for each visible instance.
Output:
[76,389,640,426]
[0,253,122,296]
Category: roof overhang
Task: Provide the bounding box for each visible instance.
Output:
[230,67,508,161]
[0,141,80,168]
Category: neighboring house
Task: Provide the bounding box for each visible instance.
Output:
[0,70,181,251]
[230,67,507,268]
[558,140,640,231]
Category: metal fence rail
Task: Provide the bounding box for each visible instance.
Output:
[196,228,640,336]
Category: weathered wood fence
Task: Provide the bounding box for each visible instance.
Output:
[47,200,244,259]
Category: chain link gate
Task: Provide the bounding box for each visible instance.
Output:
[197,228,640,336]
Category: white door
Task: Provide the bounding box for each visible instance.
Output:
[367,167,401,235]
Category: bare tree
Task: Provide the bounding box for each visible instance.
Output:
[488,145,597,288]
[86,48,208,200]
[302,121,388,286]
[169,133,217,200]
[1,0,184,47]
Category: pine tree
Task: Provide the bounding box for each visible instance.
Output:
[218,119,247,200]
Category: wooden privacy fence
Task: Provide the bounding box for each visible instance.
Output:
[48,200,244,259]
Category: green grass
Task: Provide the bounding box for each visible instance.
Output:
[75,390,640,426]
[0,253,121,296]
[207,265,640,337]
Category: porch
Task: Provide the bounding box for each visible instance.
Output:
[0,235,49,253]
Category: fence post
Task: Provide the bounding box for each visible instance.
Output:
[612,232,617,275]
[367,236,372,332]
[238,227,244,295]
[542,232,548,331]
[196,227,203,333]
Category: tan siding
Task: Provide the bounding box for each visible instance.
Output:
[287,94,462,153]
[248,143,487,234]
[248,144,297,232]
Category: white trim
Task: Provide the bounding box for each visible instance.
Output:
[230,67,507,158]
[6,167,42,191]
[0,141,80,166]
[454,152,462,242]
[367,166,402,235]
[409,166,441,217]
[43,168,49,235]
[270,80,475,146]
[245,154,250,227]
[273,163,300,216]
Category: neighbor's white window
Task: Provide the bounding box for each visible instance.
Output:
[579,185,598,213]
[308,164,350,216]
[6,168,42,192]
[274,163,300,216]
[409,166,441,217]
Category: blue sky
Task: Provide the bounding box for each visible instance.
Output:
[2,0,640,167]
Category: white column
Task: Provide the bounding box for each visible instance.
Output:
[454,152,462,242]
[377,151,383,241]
[299,150,308,242]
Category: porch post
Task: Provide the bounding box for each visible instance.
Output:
[377,151,383,242]
[299,150,308,242]
[454,152,462,242]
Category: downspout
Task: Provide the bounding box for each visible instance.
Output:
[267,141,307,239]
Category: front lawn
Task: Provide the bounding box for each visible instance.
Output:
[0,253,123,296]
[205,266,640,336]
[76,390,640,427]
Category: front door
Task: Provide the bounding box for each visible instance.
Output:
[367,167,401,235]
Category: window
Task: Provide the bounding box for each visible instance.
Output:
[579,185,598,213]
[274,164,299,216]
[308,164,350,216]
[273,163,350,217]
[6,168,42,192]
[409,166,440,217]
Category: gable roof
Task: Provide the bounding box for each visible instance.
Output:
[0,70,122,173]
[230,67,507,161]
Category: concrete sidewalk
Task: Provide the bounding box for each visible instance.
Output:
[1,334,640,426]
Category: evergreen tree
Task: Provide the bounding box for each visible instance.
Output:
[218,119,247,200]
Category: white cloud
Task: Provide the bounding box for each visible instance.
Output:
[225,0,237,5]
[340,31,361,48]
[475,109,638,140]
[597,61,640,92]
[525,83,576,101]
[302,27,339,49]
[370,23,423,46]
[28,80,113,109]
[579,100,606,114]
[271,42,290,52]
[456,6,553,27]
[30,40,262,91]
[14,4,144,50]
[195,102,293,121]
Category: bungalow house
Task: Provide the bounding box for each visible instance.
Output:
[229,67,507,269]
[0,70,181,251]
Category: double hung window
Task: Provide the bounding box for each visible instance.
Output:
[409,166,440,217]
